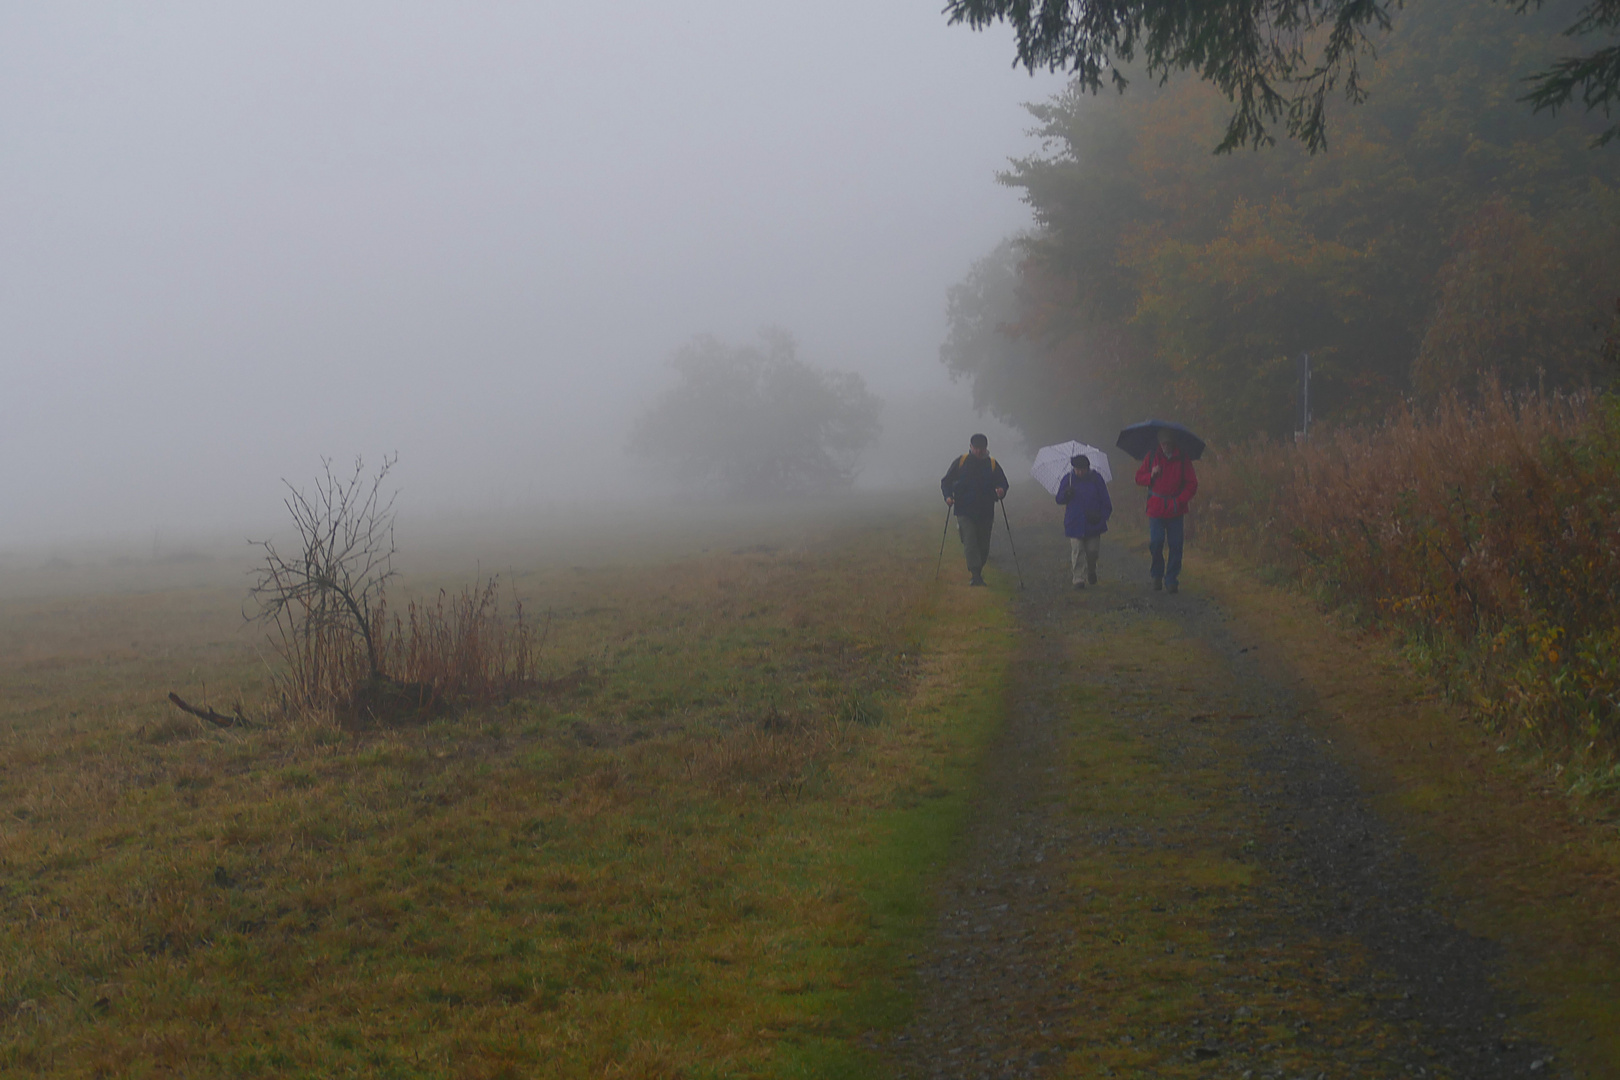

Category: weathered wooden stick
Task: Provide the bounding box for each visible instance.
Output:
[167,692,249,728]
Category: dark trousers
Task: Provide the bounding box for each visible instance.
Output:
[1149,515,1184,585]
[958,513,994,574]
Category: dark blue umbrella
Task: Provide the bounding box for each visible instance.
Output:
[1116,419,1206,461]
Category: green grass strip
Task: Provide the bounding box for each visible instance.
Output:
[764,582,1017,1077]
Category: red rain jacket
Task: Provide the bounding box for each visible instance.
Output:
[1135,447,1198,519]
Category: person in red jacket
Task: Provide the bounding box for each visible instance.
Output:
[1134,427,1198,593]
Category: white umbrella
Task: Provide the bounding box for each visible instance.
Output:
[1030,440,1113,495]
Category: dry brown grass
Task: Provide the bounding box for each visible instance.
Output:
[265,578,541,725]
[1200,387,1620,768]
[381,580,541,701]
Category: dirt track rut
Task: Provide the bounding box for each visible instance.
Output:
[886,526,1566,1079]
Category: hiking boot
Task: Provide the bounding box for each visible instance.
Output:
[970,573,986,587]
[1088,569,1098,585]
[1073,581,1085,591]
[1152,577,1163,591]
[1167,581,1179,594]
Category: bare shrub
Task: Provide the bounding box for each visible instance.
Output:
[250,455,398,714]
[250,456,541,723]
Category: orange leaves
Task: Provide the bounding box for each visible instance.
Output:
[1128,197,1382,436]
[1411,199,1605,402]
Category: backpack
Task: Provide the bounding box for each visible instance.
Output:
[949,453,1001,511]
[955,453,1000,473]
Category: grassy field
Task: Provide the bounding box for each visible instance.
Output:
[0,498,1015,1078]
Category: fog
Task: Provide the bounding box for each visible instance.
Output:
[1,2,1057,550]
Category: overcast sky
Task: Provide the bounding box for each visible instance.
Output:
[1,2,1062,546]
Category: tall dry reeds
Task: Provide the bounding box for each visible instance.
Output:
[1202,388,1620,755]
[264,600,378,719]
[269,577,542,724]
[378,580,542,707]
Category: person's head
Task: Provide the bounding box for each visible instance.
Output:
[1156,428,1178,451]
[969,433,988,458]
[1070,453,1090,475]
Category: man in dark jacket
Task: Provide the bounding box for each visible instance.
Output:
[1055,454,1111,589]
[941,433,1010,586]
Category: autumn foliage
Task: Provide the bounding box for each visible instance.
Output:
[1201,390,1620,757]
[943,2,1619,446]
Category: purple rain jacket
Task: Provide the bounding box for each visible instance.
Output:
[1055,469,1113,539]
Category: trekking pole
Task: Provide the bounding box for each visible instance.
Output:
[998,497,1025,590]
[933,503,952,581]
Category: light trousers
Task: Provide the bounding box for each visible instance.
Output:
[1069,535,1100,584]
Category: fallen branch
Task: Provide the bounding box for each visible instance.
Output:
[167,693,250,729]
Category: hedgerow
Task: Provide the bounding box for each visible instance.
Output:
[1202,389,1620,768]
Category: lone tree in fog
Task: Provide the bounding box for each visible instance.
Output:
[631,330,881,500]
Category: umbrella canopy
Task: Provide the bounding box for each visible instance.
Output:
[1115,419,1206,461]
[1030,440,1113,495]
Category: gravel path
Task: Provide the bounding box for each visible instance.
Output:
[887,526,1566,1079]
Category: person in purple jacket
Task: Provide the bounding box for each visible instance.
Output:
[1055,454,1112,589]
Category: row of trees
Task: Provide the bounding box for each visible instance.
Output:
[945,0,1620,446]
